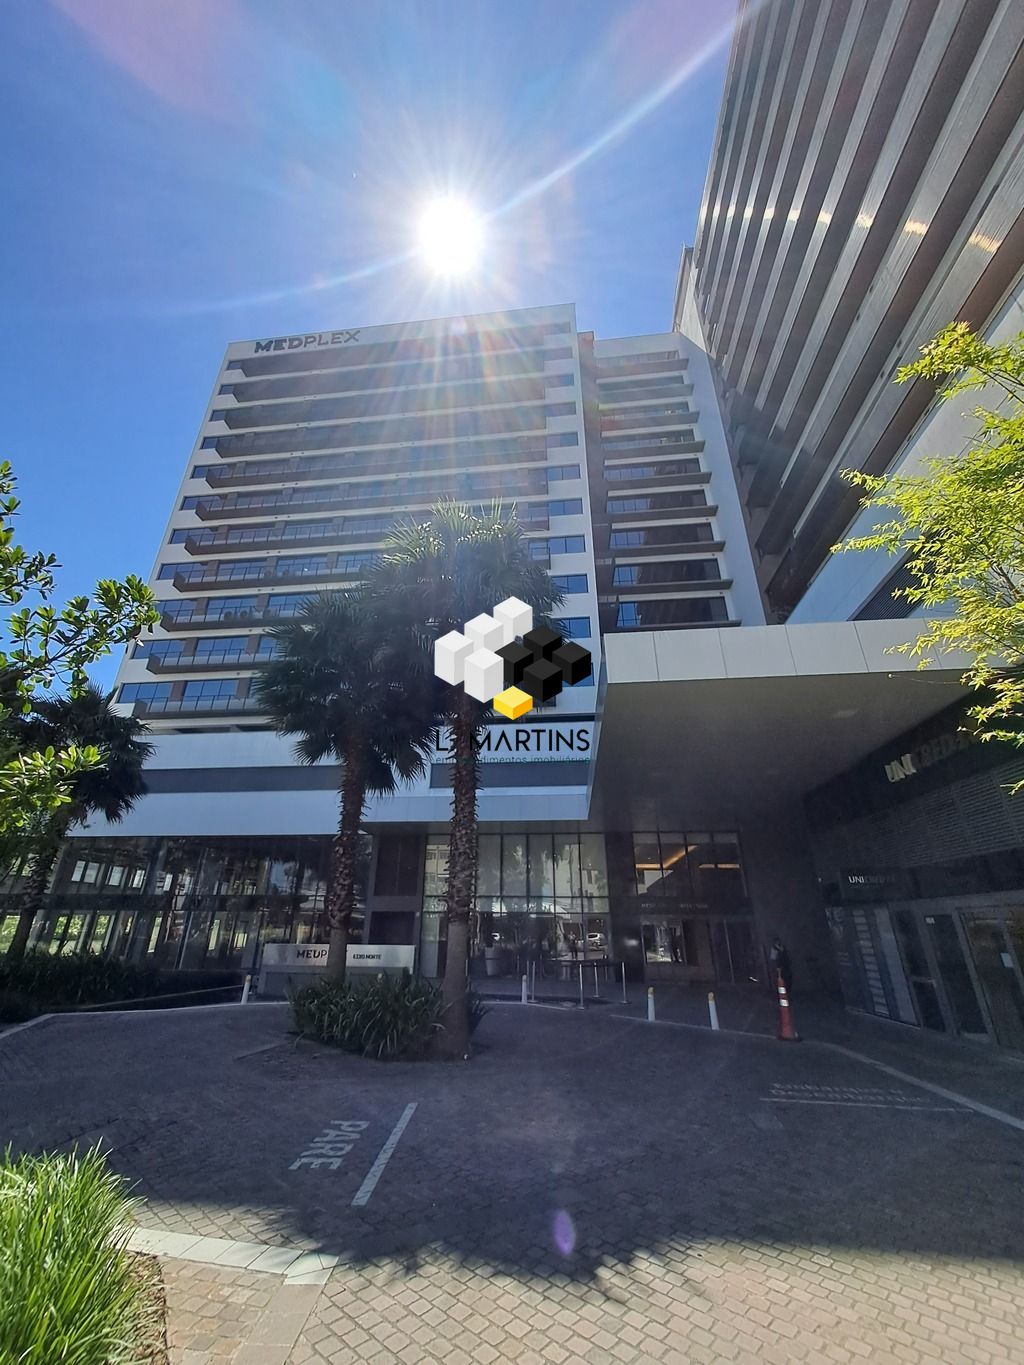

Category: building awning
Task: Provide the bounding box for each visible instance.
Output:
[593,623,968,827]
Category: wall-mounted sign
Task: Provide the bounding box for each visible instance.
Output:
[260,943,330,969]
[839,869,908,901]
[883,730,972,783]
[347,944,416,970]
[253,329,361,354]
[431,722,594,764]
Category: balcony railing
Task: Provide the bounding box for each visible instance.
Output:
[132,694,259,717]
[145,652,276,675]
[171,563,369,592]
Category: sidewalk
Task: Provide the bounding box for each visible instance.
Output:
[615,982,1024,1122]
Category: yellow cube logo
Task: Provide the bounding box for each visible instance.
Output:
[493,686,534,720]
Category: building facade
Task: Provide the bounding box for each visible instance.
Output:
[674,0,1024,1047]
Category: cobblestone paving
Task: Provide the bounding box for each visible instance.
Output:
[3,1003,1024,1362]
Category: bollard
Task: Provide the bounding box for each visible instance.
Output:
[621,961,628,1004]
[578,962,585,1008]
[647,985,656,1022]
[522,973,529,1005]
[592,963,600,999]
[775,970,801,1042]
[240,973,251,1006]
[707,990,719,1031]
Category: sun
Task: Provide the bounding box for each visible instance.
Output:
[416,196,484,277]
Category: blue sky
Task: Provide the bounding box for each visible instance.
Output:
[0,0,734,688]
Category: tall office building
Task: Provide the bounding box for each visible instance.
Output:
[16,304,797,994]
[675,0,1024,1049]
[678,0,1024,622]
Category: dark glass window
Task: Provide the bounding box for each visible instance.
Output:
[604,458,701,480]
[168,529,192,544]
[540,536,586,556]
[118,683,173,703]
[608,490,707,514]
[544,402,577,419]
[200,437,219,449]
[550,574,588,593]
[612,559,720,586]
[609,524,714,548]
[548,498,583,517]
[157,562,191,580]
[547,464,581,481]
[552,617,591,639]
[615,597,728,627]
[374,835,422,896]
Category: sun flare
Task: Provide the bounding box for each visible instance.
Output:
[416,196,484,277]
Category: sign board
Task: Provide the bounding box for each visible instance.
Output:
[261,943,330,969]
[347,944,416,971]
[431,721,594,764]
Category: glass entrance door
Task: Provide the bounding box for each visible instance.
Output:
[962,916,1024,1052]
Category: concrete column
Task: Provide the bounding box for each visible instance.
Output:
[741,805,839,997]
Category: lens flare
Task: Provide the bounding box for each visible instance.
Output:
[416,196,484,277]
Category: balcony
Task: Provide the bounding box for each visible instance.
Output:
[145,652,275,675]
[606,502,719,525]
[600,410,701,435]
[171,562,370,593]
[201,442,549,489]
[195,473,549,520]
[131,695,259,719]
[160,604,308,632]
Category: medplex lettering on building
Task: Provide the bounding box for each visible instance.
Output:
[253,329,361,353]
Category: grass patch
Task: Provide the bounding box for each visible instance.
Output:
[0,1144,146,1365]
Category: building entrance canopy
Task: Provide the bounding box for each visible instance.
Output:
[593,622,968,829]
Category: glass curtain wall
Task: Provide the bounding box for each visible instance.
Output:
[420,832,609,979]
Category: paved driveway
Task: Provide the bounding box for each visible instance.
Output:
[3,1002,1023,1363]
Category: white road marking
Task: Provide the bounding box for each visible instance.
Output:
[821,1043,1024,1134]
[351,1103,418,1207]
[762,1097,965,1111]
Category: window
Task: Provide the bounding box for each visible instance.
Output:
[168,529,193,544]
[161,596,258,623]
[612,559,720,586]
[276,555,329,576]
[609,524,714,549]
[615,597,728,628]
[544,402,577,419]
[134,640,183,660]
[536,536,585,557]
[604,458,701,481]
[550,574,588,593]
[546,432,579,448]
[118,683,173,704]
[374,835,421,896]
[597,350,679,365]
[264,593,314,617]
[157,562,191,580]
[546,373,575,387]
[552,617,591,640]
[218,384,234,396]
[200,437,219,449]
[209,409,228,421]
[548,498,583,517]
[179,495,203,510]
[225,360,244,370]
[547,464,580,482]
[602,433,696,450]
[608,490,707,514]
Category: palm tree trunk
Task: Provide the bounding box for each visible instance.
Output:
[439,690,479,1058]
[324,755,367,981]
[6,826,64,960]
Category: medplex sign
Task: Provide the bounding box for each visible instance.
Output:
[253,329,361,353]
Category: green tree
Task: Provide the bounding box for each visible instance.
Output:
[253,592,437,980]
[6,687,154,959]
[835,322,1024,753]
[0,461,157,833]
[369,501,562,1058]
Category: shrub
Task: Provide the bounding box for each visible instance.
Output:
[292,972,444,1059]
[0,1144,144,1365]
[0,949,241,1020]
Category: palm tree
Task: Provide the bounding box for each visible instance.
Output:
[253,591,437,979]
[5,686,153,959]
[369,501,563,1058]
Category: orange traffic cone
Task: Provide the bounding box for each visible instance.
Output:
[775,969,800,1042]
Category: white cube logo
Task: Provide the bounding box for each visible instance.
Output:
[464,612,507,652]
[493,597,533,640]
[434,630,473,686]
[463,648,505,703]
